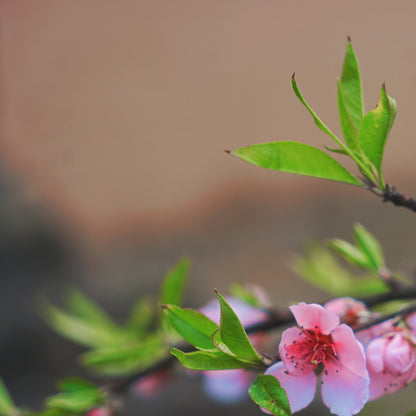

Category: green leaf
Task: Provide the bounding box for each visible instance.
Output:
[81,335,167,376]
[232,141,361,186]
[358,84,397,186]
[45,378,105,413]
[66,289,117,330]
[41,302,121,348]
[171,348,252,370]
[292,244,388,297]
[45,390,104,413]
[353,223,385,271]
[291,75,344,149]
[57,378,97,393]
[340,41,364,132]
[159,257,190,307]
[337,80,360,152]
[0,379,15,416]
[249,375,291,416]
[217,292,262,363]
[163,305,218,351]
[211,329,238,356]
[330,238,373,269]
[124,296,154,335]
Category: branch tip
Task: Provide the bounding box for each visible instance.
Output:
[347,35,351,43]
[224,149,231,155]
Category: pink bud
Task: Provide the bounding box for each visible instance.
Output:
[324,297,369,327]
[132,370,170,398]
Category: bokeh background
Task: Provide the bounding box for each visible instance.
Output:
[2,1,416,415]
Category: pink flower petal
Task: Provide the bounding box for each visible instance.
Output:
[290,302,339,335]
[384,334,413,374]
[368,364,415,400]
[356,320,395,348]
[366,337,387,374]
[202,369,253,404]
[265,361,317,413]
[132,370,170,398]
[321,359,369,416]
[406,311,416,333]
[331,324,368,376]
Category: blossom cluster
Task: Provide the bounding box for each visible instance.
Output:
[265,299,416,416]
[119,295,416,416]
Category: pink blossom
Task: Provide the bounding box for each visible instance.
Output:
[324,297,372,328]
[265,302,369,416]
[363,313,416,400]
[201,369,255,404]
[132,370,171,398]
[86,408,110,416]
[199,296,269,403]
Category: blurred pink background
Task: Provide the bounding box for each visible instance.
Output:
[2,1,416,415]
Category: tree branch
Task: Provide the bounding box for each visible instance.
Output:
[368,183,416,213]
[107,285,416,396]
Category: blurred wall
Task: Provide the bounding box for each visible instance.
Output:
[2,1,416,415]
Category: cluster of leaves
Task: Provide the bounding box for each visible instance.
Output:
[163,288,292,414]
[0,377,106,416]
[4,258,190,415]
[165,291,265,370]
[42,259,191,378]
[231,39,396,192]
[293,223,392,297]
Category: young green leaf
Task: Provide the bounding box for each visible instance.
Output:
[159,257,190,307]
[358,84,397,187]
[340,40,364,132]
[291,75,344,149]
[45,389,105,413]
[81,335,167,376]
[57,378,98,393]
[66,289,118,330]
[0,378,15,416]
[211,329,237,356]
[232,141,361,186]
[217,292,263,363]
[163,305,218,351]
[171,348,253,370]
[292,244,388,297]
[45,378,105,413]
[249,375,291,416]
[353,223,385,271]
[330,238,373,269]
[124,296,155,335]
[337,80,360,152]
[41,302,122,347]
